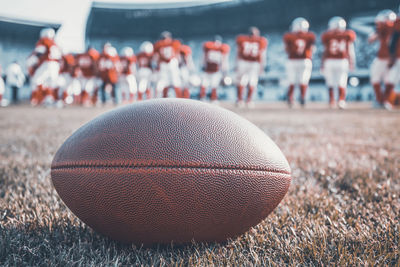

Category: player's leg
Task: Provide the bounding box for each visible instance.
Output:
[200,73,208,100]
[323,60,336,108]
[210,72,222,103]
[170,61,182,98]
[181,67,190,99]
[12,86,18,104]
[80,77,90,106]
[384,60,400,110]
[48,61,61,104]
[337,59,349,109]
[236,60,248,107]
[246,62,260,107]
[370,58,386,105]
[30,63,47,106]
[299,59,312,107]
[0,78,4,105]
[286,60,296,107]
[128,74,138,102]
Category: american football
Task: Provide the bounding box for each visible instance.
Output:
[51,99,291,245]
[0,0,399,265]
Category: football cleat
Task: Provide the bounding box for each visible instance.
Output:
[291,17,310,33]
[246,101,255,109]
[338,100,346,109]
[236,100,245,108]
[383,101,393,110]
[328,16,347,31]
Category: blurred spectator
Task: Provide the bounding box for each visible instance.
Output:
[5,61,25,104]
[0,65,5,106]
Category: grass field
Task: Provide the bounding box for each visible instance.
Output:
[0,102,399,266]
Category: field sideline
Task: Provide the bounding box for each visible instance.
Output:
[0,102,399,266]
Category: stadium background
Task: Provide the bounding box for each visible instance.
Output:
[0,0,398,101]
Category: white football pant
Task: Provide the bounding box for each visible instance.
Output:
[286,59,312,86]
[323,59,349,88]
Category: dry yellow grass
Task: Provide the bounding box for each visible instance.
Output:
[0,103,399,266]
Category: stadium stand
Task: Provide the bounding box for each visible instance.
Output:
[0,16,60,68]
[0,17,60,100]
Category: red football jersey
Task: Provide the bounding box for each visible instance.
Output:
[120,55,136,75]
[375,21,394,59]
[98,53,121,84]
[60,54,76,75]
[236,35,268,62]
[137,52,153,69]
[321,30,356,59]
[283,32,316,59]
[393,19,400,58]
[76,48,100,78]
[203,41,230,73]
[34,38,62,63]
[154,39,181,64]
[179,45,192,66]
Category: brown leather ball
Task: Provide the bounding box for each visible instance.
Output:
[51,99,291,246]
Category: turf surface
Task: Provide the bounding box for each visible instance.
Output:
[0,103,399,266]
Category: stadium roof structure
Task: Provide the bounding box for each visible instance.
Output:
[0,16,61,41]
[92,0,239,9]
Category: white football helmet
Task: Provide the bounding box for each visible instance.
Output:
[376,9,396,23]
[121,47,134,57]
[328,16,347,31]
[40,28,55,39]
[160,31,172,40]
[291,17,309,32]
[104,43,117,57]
[249,26,260,37]
[140,41,154,54]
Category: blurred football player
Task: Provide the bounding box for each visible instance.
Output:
[283,18,316,107]
[0,65,5,106]
[76,46,100,106]
[386,6,400,110]
[179,44,195,98]
[118,47,137,103]
[235,26,267,108]
[5,61,25,105]
[136,41,154,100]
[26,28,62,106]
[154,31,182,98]
[369,10,396,107]
[58,53,78,105]
[98,42,122,104]
[321,17,356,109]
[200,35,230,103]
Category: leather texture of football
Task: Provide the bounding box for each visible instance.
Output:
[51,99,291,246]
